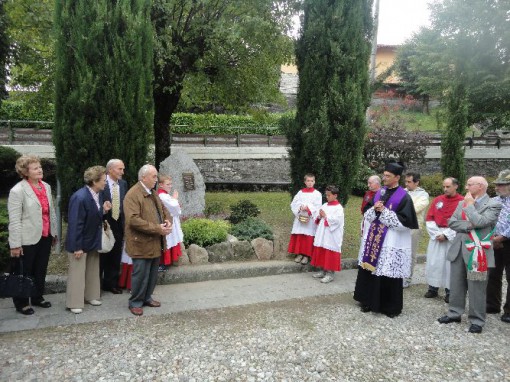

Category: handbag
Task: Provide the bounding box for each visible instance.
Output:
[0,258,36,299]
[98,220,116,253]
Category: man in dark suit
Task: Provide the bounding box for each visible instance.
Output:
[438,176,502,333]
[100,159,127,294]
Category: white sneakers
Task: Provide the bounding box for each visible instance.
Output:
[70,308,82,314]
[300,256,309,265]
[86,300,102,306]
[294,255,304,263]
[320,274,334,283]
[312,271,326,279]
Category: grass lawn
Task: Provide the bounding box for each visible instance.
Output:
[206,191,430,260]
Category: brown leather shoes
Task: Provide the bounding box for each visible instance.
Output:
[129,307,143,316]
[143,300,161,308]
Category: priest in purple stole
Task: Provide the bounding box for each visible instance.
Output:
[353,161,418,317]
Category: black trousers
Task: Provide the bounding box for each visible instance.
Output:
[100,218,123,291]
[12,236,53,310]
[486,241,510,314]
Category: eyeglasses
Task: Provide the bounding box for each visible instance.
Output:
[466,183,481,187]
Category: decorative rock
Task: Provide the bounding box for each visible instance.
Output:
[207,242,233,263]
[251,238,273,260]
[177,247,190,266]
[159,149,205,218]
[231,241,256,261]
[226,234,239,243]
[187,244,209,264]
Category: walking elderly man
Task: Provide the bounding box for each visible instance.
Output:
[438,176,501,334]
[123,164,172,316]
[486,170,510,323]
[424,177,464,302]
[404,172,429,288]
[361,175,381,214]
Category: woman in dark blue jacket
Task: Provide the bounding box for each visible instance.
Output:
[65,166,111,314]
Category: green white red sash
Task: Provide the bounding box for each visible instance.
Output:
[462,208,493,281]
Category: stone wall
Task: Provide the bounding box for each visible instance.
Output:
[195,157,510,187]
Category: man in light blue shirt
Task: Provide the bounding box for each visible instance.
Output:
[487,169,510,323]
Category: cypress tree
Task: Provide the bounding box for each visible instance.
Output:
[0,0,8,105]
[441,82,468,187]
[288,0,373,204]
[54,0,153,211]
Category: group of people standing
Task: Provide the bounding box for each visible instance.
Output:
[289,162,510,334]
[7,156,183,317]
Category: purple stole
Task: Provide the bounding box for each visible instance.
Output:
[361,186,407,272]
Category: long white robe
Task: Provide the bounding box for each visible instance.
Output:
[358,208,413,279]
[425,221,456,288]
[159,193,184,248]
[313,203,344,253]
[290,189,323,236]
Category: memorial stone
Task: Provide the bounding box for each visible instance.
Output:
[159,149,206,217]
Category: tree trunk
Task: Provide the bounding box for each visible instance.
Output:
[153,87,181,168]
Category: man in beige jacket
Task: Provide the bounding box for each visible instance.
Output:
[404,172,429,288]
[123,164,172,316]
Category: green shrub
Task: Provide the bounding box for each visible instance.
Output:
[486,176,497,197]
[204,201,225,217]
[229,199,260,224]
[231,217,274,241]
[170,112,295,135]
[0,146,21,195]
[0,200,9,272]
[181,218,230,247]
[351,163,377,197]
[0,99,54,128]
[420,173,446,197]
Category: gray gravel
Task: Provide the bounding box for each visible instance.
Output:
[1,284,509,381]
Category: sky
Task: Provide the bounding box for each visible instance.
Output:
[377,0,432,45]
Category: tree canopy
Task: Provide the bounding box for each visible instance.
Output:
[395,0,510,129]
[151,0,298,166]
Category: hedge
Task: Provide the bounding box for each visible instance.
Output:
[0,98,294,135]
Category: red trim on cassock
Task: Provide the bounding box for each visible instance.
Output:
[288,234,314,257]
[301,188,316,193]
[160,243,183,265]
[118,263,133,290]
[311,246,341,271]
[327,200,340,206]
[324,219,329,227]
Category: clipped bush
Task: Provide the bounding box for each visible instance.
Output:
[0,146,21,195]
[231,217,274,241]
[420,173,445,197]
[204,201,225,218]
[181,218,230,248]
[0,99,54,128]
[0,200,10,272]
[229,199,260,224]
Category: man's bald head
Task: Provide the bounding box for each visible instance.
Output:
[466,176,488,198]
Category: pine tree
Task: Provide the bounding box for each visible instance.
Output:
[441,83,468,188]
[287,0,373,204]
[54,0,153,211]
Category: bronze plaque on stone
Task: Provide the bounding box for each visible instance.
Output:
[182,173,195,191]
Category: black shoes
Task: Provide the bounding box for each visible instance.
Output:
[501,313,510,323]
[360,305,371,313]
[16,306,35,315]
[486,307,501,314]
[104,287,123,294]
[468,324,482,334]
[444,294,450,304]
[438,315,461,324]
[32,300,51,308]
[424,290,438,298]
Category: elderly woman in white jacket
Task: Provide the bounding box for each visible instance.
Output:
[8,155,57,315]
[157,175,183,270]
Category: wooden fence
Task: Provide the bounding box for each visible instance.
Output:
[2,121,510,148]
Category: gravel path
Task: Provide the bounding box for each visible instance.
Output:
[1,284,509,381]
